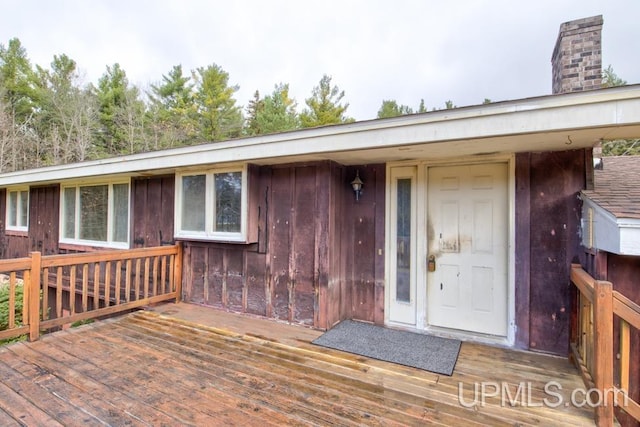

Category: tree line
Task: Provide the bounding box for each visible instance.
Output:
[0,38,363,173]
[0,38,635,173]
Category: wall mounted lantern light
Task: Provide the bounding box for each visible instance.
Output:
[351,170,364,201]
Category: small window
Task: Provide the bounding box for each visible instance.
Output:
[175,166,247,242]
[6,188,29,232]
[60,181,130,248]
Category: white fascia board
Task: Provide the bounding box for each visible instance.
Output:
[618,219,640,256]
[582,194,640,256]
[582,197,621,254]
[1,85,640,187]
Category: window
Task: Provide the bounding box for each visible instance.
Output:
[175,166,247,241]
[6,188,29,232]
[61,181,130,248]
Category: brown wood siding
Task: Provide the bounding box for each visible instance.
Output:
[515,153,532,349]
[341,165,386,325]
[131,176,175,248]
[181,161,347,329]
[604,253,640,427]
[1,185,59,259]
[29,185,60,255]
[525,149,589,355]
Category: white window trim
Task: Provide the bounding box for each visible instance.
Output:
[59,179,131,249]
[5,187,29,232]
[175,165,248,243]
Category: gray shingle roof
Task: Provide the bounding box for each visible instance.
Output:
[583,156,640,219]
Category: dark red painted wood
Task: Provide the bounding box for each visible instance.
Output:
[605,254,640,427]
[341,165,386,325]
[528,149,586,355]
[132,176,174,248]
[225,248,244,312]
[269,167,293,321]
[245,251,267,316]
[515,153,531,350]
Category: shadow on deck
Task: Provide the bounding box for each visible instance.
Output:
[0,302,594,426]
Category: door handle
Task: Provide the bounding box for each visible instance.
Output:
[427,255,436,272]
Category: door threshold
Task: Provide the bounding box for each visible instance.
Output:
[425,325,511,348]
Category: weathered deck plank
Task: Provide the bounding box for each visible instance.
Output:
[0,302,596,426]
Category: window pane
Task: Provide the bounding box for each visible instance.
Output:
[63,188,76,239]
[182,175,206,231]
[79,185,108,241]
[8,191,17,227]
[112,183,129,243]
[19,191,28,227]
[214,172,241,232]
[396,178,411,303]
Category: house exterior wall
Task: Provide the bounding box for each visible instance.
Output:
[0,150,593,356]
[131,175,175,248]
[178,161,387,330]
[0,185,60,259]
[515,149,590,354]
[179,161,352,329]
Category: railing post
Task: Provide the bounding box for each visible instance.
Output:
[593,279,614,426]
[173,242,183,303]
[28,252,42,342]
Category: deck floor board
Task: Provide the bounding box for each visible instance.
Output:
[0,302,595,426]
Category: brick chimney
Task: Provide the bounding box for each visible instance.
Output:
[551,15,603,94]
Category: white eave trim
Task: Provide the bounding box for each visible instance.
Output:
[618,218,640,256]
[582,193,640,256]
[1,85,640,186]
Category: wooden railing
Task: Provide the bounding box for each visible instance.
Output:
[0,244,182,342]
[570,264,640,426]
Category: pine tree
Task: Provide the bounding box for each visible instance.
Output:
[300,75,353,128]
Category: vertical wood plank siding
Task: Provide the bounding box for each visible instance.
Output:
[0,150,603,356]
[521,149,590,355]
[180,162,385,330]
[132,176,175,247]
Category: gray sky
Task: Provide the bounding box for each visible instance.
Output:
[1,0,638,121]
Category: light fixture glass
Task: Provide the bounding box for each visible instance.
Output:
[351,171,363,201]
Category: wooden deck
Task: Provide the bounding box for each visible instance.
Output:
[0,303,595,426]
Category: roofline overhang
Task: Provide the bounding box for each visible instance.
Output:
[1,85,640,187]
[581,191,640,256]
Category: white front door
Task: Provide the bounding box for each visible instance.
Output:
[426,163,508,336]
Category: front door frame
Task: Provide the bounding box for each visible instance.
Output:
[384,154,516,346]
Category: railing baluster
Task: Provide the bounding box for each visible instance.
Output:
[161,256,167,294]
[8,272,16,329]
[93,262,101,310]
[70,265,76,315]
[104,261,111,307]
[42,267,49,320]
[82,264,89,312]
[135,258,141,300]
[144,257,150,299]
[124,259,131,302]
[56,267,63,318]
[620,319,630,392]
[115,260,122,305]
[152,256,159,297]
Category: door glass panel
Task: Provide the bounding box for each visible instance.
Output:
[396,178,411,302]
